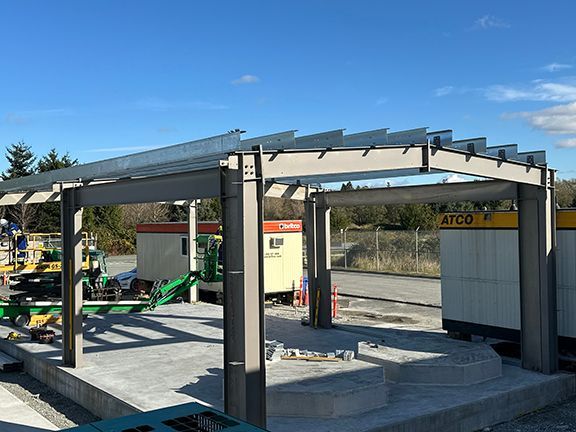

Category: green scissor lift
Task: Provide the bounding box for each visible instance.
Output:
[0,233,223,327]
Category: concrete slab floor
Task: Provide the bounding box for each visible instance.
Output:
[0,384,57,431]
[0,302,573,432]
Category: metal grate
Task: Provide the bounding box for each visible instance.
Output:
[122,425,155,432]
[160,411,239,431]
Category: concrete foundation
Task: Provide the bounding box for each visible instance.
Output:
[267,360,388,418]
[357,332,502,385]
[0,303,573,432]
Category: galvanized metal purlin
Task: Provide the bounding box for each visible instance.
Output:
[343,128,389,147]
[295,129,345,149]
[0,132,242,193]
[320,180,518,207]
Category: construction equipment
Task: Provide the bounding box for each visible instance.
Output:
[0,232,224,327]
[0,232,120,302]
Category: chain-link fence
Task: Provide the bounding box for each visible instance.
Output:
[304,229,440,276]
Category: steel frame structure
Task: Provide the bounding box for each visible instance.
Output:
[0,128,556,428]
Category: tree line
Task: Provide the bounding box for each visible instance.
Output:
[3,141,576,253]
[0,142,223,254]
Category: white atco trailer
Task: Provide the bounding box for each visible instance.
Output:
[440,209,576,347]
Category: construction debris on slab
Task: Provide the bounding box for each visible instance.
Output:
[265,340,355,363]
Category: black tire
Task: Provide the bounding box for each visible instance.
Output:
[12,314,30,327]
[129,278,139,293]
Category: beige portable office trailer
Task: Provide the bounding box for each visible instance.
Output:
[440,210,576,345]
[136,220,303,297]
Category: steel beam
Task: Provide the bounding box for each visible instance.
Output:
[321,180,518,207]
[264,182,320,201]
[187,201,198,303]
[429,147,545,186]
[75,169,220,206]
[518,170,557,374]
[221,154,266,428]
[259,145,547,187]
[314,194,332,329]
[61,188,84,367]
[305,198,318,326]
[262,145,425,179]
[0,191,60,206]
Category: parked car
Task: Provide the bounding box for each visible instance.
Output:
[114,268,138,291]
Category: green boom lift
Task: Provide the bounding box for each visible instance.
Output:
[0,233,223,327]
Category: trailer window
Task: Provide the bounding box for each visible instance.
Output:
[181,236,188,256]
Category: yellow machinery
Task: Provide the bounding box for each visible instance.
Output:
[0,232,93,275]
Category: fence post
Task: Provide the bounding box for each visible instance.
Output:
[344,227,348,268]
[415,226,420,273]
[376,226,381,272]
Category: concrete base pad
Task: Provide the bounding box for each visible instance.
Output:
[357,331,502,385]
[267,360,387,418]
[0,303,574,432]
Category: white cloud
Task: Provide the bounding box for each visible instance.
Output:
[542,63,573,73]
[485,81,576,102]
[440,174,466,184]
[376,97,389,105]
[505,102,576,149]
[473,15,510,30]
[557,138,576,148]
[434,86,454,97]
[506,102,576,135]
[231,74,260,85]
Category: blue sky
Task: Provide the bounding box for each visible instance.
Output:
[1,1,575,181]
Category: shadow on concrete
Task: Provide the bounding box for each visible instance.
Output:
[176,367,223,407]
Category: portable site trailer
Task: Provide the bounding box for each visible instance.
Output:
[440,209,576,347]
[136,220,303,298]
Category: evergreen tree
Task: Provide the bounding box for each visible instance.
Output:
[35,149,79,232]
[37,148,77,172]
[2,141,36,180]
[3,142,37,231]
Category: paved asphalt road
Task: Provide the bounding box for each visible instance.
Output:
[331,270,441,307]
[106,255,441,307]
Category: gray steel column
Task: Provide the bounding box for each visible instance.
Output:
[315,194,332,328]
[305,198,318,324]
[518,170,557,374]
[61,187,84,367]
[187,200,198,302]
[221,154,266,428]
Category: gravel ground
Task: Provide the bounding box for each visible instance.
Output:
[0,371,99,429]
[488,397,576,431]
